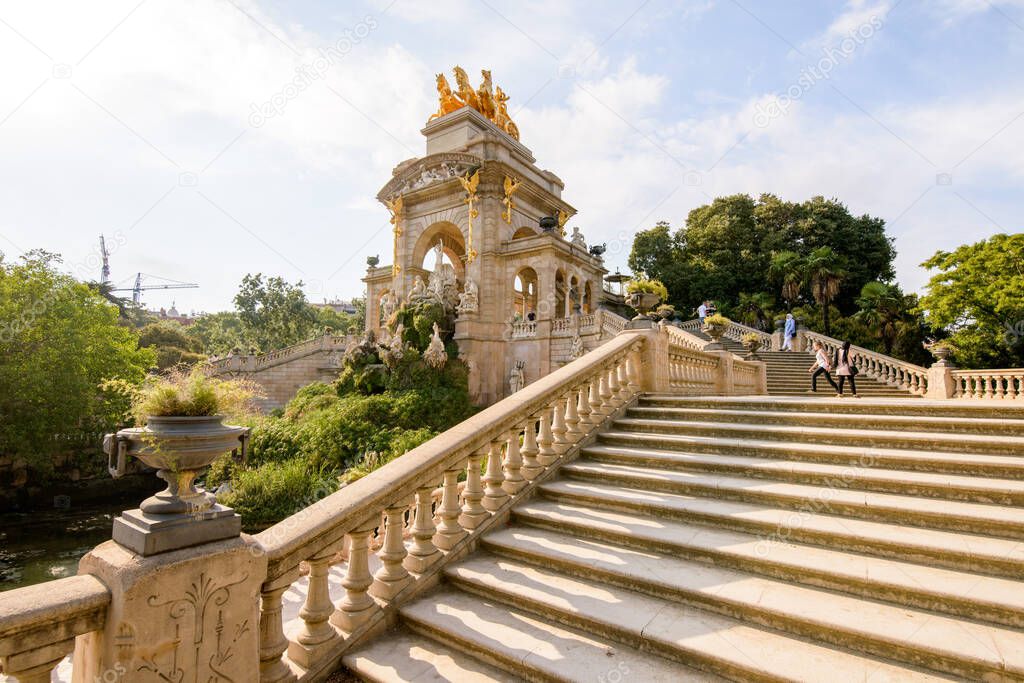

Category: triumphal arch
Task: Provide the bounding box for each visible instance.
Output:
[363,67,626,404]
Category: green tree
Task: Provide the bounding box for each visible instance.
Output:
[137,320,205,370]
[0,250,155,470]
[188,311,248,355]
[918,234,1024,368]
[854,281,916,354]
[804,247,846,336]
[234,274,318,352]
[769,250,805,310]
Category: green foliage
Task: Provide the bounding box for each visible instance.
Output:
[704,313,731,327]
[137,321,205,370]
[234,274,319,353]
[0,251,155,470]
[108,366,263,424]
[217,459,339,529]
[626,278,669,300]
[919,234,1024,368]
[188,311,248,356]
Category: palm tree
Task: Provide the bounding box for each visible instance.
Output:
[855,281,911,354]
[769,251,805,311]
[804,247,845,336]
[736,292,775,331]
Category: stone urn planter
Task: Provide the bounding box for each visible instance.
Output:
[924,341,955,365]
[704,322,727,344]
[626,291,661,329]
[104,415,249,555]
[741,334,762,360]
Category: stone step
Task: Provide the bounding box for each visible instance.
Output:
[580,444,1024,502]
[611,417,1024,456]
[595,430,1024,480]
[638,395,1024,420]
[445,553,945,683]
[480,526,1024,681]
[511,499,1024,628]
[343,628,516,682]
[626,405,1024,436]
[559,460,1024,538]
[537,479,1024,578]
[399,589,721,682]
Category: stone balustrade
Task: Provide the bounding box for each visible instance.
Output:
[679,318,774,350]
[207,333,355,375]
[0,576,109,683]
[509,320,537,339]
[663,325,766,396]
[950,369,1024,400]
[803,331,929,396]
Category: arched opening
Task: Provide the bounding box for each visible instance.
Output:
[554,270,566,319]
[513,267,539,320]
[512,226,537,240]
[583,281,593,314]
[411,221,467,282]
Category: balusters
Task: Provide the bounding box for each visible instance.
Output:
[598,371,613,417]
[259,580,297,682]
[503,426,526,494]
[537,406,557,466]
[434,468,467,550]
[564,388,582,445]
[606,363,621,410]
[369,505,411,599]
[616,357,630,401]
[482,439,509,511]
[576,382,593,432]
[405,486,440,573]
[584,376,602,426]
[627,346,642,394]
[459,449,488,529]
[550,395,569,455]
[330,523,378,632]
[521,415,542,479]
[289,548,341,666]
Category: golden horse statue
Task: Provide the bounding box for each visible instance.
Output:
[477,69,496,120]
[429,73,463,121]
[493,86,520,140]
[452,66,480,111]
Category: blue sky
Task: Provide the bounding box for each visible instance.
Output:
[0,0,1021,313]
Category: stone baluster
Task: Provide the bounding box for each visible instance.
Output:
[550,395,569,455]
[616,357,630,401]
[503,426,526,494]
[482,439,509,511]
[564,388,582,445]
[459,450,488,529]
[405,486,440,572]
[598,370,614,416]
[434,468,467,550]
[1008,376,1020,400]
[627,347,642,394]
[536,406,557,466]
[289,547,341,667]
[369,505,411,599]
[576,383,593,434]
[582,377,601,427]
[606,364,622,411]
[330,523,378,632]
[520,416,542,479]
[259,576,298,683]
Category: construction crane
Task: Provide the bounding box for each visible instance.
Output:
[110,273,199,306]
[99,235,111,284]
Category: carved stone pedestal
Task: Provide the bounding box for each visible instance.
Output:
[112,505,241,556]
[71,537,265,683]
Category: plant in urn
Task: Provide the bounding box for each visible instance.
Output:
[625,278,667,329]
[103,368,262,555]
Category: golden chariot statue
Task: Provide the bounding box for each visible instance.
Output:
[428,66,521,141]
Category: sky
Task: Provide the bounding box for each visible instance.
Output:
[0,0,1021,314]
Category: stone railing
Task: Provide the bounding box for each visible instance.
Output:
[949,369,1024,400]
[208,333,355,375]
[551,313,598,336]
[664,323,767,395]
[803,330,929,396]
[600,309,628,337]
[0,575,109,683]
[679,318,774,351]
[663,324,710,352]
[667,343,721,394]
[509,320,537,339]
[251,331,646,682]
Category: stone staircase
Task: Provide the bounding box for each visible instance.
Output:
[343,394,1024,682]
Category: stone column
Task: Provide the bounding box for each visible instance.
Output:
[73,537,265,683]
[926,360,956,399]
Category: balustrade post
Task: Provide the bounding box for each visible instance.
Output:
[606,365,621,411]
[598,371,613,416]
[330,523,379,632]
[536,407,557,466]
[576,383,593,434]
[586,376,603,424]
[503,426,526,494]
[405,486,441,573]
[550,396,569,455]
[459,451,488,529]
[288,547,341,667]
[627,346,642,394]
[434,468,467,550]
[258,580,297,682]
[482,439,509,511]
[616,357,631,401]
[564,388,582,444]
[520,416,542,479]
[369,505,412,599]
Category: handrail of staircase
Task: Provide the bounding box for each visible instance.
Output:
[663,323,710,351]
[0,575,110,682]
[679,318,774,351]
[949,368,1024,400]
[208,332,355,375]
[802,330,929,396]
[251,331,647,681]
[599,309,629,337]
[664,322,765,395]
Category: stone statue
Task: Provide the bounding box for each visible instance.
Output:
[509,360,526,393]
[571,226,586,249]
[432,238,445,270]
[457,279,479,314]
[429,73,464,121]
[423,323,447,369]
[410,275,427,301]
[380,291,397,324]
[569,333,584,360]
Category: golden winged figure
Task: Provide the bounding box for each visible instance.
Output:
[457,168,480,198]
[502,175,521,224]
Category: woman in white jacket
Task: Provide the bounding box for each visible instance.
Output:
[808,341,839,395]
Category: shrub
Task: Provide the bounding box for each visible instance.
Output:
[218,459,339,529]
[626,278,669,301]
[704,313,731,327]
[106,366,263,425]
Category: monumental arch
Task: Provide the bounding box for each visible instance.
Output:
[364,67,624,405]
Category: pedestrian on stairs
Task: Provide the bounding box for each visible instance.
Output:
[782,313,796,351]
[808,340,840,395]
[835,340,859,397]
[697,301,708,325]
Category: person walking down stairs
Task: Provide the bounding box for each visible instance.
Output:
[808,340,840,395]
[835,340,859,398]
[782,313,796,351]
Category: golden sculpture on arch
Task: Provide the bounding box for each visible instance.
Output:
[557,209,570,237]
[502,175,521,224]
[458,169,480,264]
[429,73,463,121]
[384,194,404,277]
[428,67,521,141]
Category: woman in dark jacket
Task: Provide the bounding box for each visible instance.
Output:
[835,340,859,397]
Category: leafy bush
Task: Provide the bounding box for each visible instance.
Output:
[704,313,731,327]
[218,459,339,529]
[626,278,669,301]
[107,366,263,425]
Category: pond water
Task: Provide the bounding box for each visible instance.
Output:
[0,497,133,592]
